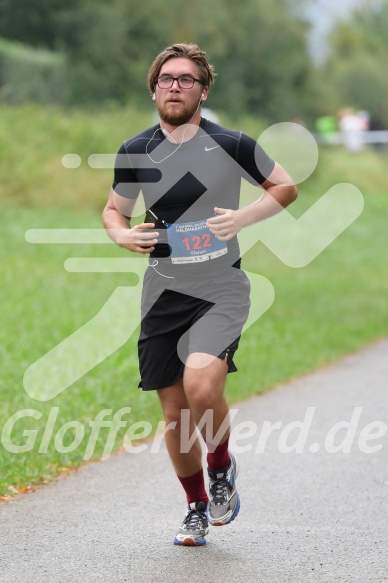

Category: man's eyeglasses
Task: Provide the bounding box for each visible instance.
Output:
[155,75,203,89]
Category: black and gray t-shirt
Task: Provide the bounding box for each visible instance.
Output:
[112,117,275,273]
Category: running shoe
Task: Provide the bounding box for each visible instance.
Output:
[207,453,240,526]
[173,501,209,546]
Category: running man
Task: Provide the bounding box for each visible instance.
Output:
[102,43,297,546]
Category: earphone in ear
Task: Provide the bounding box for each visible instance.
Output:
[152,93,156,100]
[201,93,205,98]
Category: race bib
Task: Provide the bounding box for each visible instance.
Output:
[166,219,228,264]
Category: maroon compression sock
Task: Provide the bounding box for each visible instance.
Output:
[177,468,208,506]
[206,436,230,472]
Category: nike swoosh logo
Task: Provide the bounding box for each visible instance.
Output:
[204,145,220,151]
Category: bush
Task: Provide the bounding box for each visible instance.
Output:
[0,37,67,105]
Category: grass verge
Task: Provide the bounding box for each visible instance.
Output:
[0,104,387,497]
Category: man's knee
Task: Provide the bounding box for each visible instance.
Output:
[157,382,188,427]
[184,377,221,412]
[183,354,227,411]
[160,404,186,427]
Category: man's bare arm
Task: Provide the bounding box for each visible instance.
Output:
[102,188,159,254]
[207,162,298,240]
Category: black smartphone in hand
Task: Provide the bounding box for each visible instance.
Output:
[144,209,158,226]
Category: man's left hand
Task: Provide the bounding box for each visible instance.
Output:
[206,207,244,241]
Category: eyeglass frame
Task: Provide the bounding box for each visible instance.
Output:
[155,75,204,89]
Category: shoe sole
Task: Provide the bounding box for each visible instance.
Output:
[173,536,207,546]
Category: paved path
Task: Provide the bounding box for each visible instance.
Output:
[1,340,388,583]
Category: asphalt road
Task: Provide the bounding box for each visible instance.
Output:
[1,340,387,583]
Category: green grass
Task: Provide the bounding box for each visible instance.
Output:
[0,104,387,497]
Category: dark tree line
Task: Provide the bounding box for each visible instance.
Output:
[0,0,314,120]
[1,0,387,125]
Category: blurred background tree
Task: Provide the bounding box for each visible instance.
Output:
[0,0,314,121]
[0,0,387,125]
[319,0,388,126]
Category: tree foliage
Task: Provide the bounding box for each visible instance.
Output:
[0,38,67,104]
[323,0,388,125]
[0,0,314,121]
[0,0,77,49]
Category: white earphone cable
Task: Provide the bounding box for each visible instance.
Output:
[146,97,203,164]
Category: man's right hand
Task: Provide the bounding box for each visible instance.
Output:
[113,223,159,254]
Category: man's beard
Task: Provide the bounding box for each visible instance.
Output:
[157,100,199,126]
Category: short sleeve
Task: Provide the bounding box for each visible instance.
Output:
[112,143,141,200]
[236,133,275,185]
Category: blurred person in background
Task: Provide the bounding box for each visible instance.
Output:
[338,107,366,153]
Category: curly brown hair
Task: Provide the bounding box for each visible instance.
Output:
[147,43,216,93]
